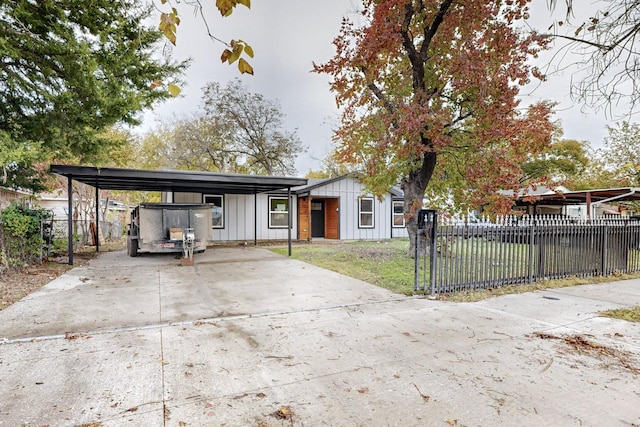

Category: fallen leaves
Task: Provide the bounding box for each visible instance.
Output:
[533,331,640,374]
[272,405,294,420]
[64,332,91,340]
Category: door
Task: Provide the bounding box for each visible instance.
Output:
[311,200,325,238]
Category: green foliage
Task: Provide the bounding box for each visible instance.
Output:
[0,130,48,192]
[600,122,640,186]
[1,203,51,237]
[0,0,186,191]
[522,139,591,185]
[0,202,52,268]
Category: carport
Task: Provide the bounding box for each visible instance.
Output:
[49,165,307,264]
[513,187,640,218]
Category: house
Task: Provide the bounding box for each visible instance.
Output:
[37,189,70,219]
[48,166,410,264]
[166,174,408,243]
[292,175,408,241]
[0,187,33,210]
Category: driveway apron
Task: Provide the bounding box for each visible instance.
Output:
[0,247,639,426]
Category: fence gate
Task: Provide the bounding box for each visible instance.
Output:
[414,209,438,295]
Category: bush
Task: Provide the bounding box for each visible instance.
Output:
[0,202,52,270]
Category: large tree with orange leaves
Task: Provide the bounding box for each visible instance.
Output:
[315,0,556,247]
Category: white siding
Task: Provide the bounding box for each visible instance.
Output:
[308,176,394,240]
[392,226,409,238]
[170,176,404,242]
[173,192,297,242]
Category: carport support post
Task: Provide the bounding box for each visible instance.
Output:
[67,176,74,265]
[254,193,258,246]
[95,183,99,253]
[288,188,292,256]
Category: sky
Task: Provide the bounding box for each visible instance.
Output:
[140,0,635,177]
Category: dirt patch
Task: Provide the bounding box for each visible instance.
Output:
[0,253,95,310]
[0,240,126,311]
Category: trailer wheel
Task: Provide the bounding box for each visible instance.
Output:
[127,236,138,257]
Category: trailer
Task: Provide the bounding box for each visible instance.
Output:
[126,203,212,257]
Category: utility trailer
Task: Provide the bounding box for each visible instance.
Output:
[126,203,212,257]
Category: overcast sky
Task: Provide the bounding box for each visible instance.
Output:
[141,0,636,176]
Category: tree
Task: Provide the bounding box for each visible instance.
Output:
[521,138,591,186]
[546,0,640,112]
[137,116,243,173]
[315,0,555,249]
[306,150,353,179]
[201,79,305,175]
[136,80,305,175]
[599,121,640,186]
[0,0,186,191]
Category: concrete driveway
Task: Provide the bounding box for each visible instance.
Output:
[0,247,639,426]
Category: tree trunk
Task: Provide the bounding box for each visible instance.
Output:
[402,151,437,255]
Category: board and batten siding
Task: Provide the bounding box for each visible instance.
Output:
[173,192,298,242]
[307,176,397,240]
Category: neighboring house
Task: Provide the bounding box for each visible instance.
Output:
[0,187,33,210]
[166,174,408,243]
[38,189,70,219]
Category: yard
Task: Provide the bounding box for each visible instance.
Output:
[272,237,640,304]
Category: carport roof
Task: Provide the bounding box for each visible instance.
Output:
[49,165,308,194]
[513,187,640,206]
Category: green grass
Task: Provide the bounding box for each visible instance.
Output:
[600,306,640,322]
[271,239,640,310]
[271,239,417,294]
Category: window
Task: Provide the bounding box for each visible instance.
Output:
[392,200,405,227]
[269,196,289,228]
[358,197,374,228]
[204,195,224,228]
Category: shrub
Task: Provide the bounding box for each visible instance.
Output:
[0,202,52,270]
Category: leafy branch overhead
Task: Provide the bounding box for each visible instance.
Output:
[221,40,254,75]
[158,0,254,75]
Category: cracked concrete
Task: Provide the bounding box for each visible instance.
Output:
[0,247,639,426]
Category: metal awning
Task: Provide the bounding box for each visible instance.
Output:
[513,187,640,219]
[514,188,640,206]
[49,165,308,264]
[49,165,307,194]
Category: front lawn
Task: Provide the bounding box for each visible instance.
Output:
[271,239,417,294]
[271,239,640,309]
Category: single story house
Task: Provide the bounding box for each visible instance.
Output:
[166,174,409,242]
[48,166,410,263]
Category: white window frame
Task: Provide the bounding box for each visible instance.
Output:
[268,196,289,229]
[204,194,224,229]
[392,200,405,228]
[358,197,375,229]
